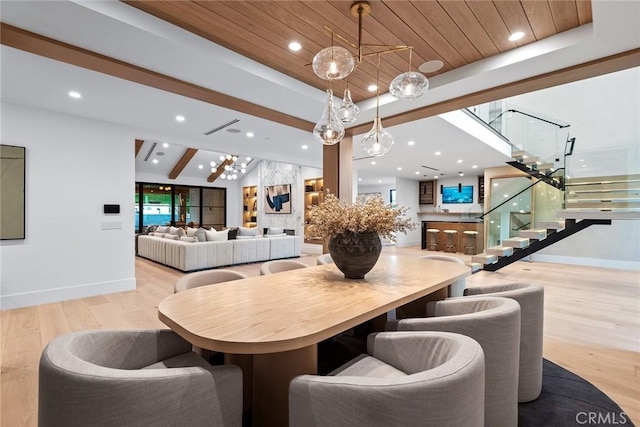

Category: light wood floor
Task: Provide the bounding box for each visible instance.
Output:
[1,246,638,426]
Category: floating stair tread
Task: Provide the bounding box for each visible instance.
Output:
[519,229,547,240]
[503,237,530,248]
[471,253,498,265]
[557,209,640,220]
[538,220,565,230]
[486,246,514,256]
[466,262,482,273]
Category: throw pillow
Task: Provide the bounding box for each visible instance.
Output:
[205,229,229,242]
[179,236,198,243]
[187,227,206,242]
[267,227,284,235]
[265,233,287,238]
[223,227,238,240]
[149,232,163,237]
[169,226,186,237]
[238,226,259,237]
[236,235,263,240]
[164,234,179,240]
[156,226,169,233]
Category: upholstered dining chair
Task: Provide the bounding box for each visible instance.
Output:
[259,259,308,275]
[39,329,242,427]
[419,255,468,297]
[463,282,545,402]
[174,269,249,293]
[289,331,485,427]
[389,296,521,427]
[316,253,334,265]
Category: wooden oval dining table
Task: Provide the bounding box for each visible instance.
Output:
[158,255,470,427]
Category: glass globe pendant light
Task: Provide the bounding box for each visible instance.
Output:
[361,54,394,157]
[312,46,355,81]
[389,48,429,100]
[335,81,359,123]
[313,89,345,145]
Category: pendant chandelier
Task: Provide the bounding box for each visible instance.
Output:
[311,1,429,153]
[210,154,247,180]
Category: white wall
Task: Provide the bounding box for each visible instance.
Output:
[395,178,421,247]
[357,183,394,203]
[431,175,484,213]
[0,104,136,308]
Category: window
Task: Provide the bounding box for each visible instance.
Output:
[390,189,397,208]
[135,183,226,233]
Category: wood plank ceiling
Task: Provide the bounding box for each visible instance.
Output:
[125,0,593,103]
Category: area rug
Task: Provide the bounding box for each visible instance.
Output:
[519,359,634,426]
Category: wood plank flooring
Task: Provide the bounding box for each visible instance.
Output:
[1,247,638,426]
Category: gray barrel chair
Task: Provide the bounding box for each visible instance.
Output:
[39,329,242,427]
[174,269,249,293]
[390,296,521,427]
[464,282,545,402]
[290,331,485,427]
[259,259,308,275]
[316,253,334,265]
[419,255,468,296]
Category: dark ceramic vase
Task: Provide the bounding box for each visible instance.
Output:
[328,231,382,279]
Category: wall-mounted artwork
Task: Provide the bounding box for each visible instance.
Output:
[265,184,291,214]
[1,145,26,240]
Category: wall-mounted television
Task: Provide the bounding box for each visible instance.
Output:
[442,185,473,204]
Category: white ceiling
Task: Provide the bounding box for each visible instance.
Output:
[1,1,639,186]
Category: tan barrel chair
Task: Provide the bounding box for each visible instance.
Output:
[419,255,468,297]
[289,331,485,427]
[259,259,308,275]
[174,269,249,293]
[390,296,521,427]
[316,253,334,265]
[464,282,545,402]
[39,329,242,427]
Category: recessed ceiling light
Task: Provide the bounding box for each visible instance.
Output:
[415,171,420,175]
[302,145,308,150]
[457,159,463,163]
[246,157,252,161]
[408,140,415,146]
[198,165,203,169]
[378,180,382,183]
[152,159,158,164]
[504,194,509,198]
[512,202,518,206]
[397,167,402,171]
[358,178,362,181]
[418,60,444,73]
[434,175,438,179]
[162,143,169,148]
[68,91,82,99]
[435,151,441,156]
[175,115,185,122]
[246,132,254,138]
[368,84,377,92]
[509,31,525,42]
[458,172,464,177]
[288,41,302,51]
[493,183,499,187]
[371,161,376,165]
[472,165,478,169]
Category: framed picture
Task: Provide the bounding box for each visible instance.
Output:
[0,144,26,239]
[265,184,291,214]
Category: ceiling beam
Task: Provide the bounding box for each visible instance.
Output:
[348,47,640,135]
[135,139,144,157]
[208,158,234,182]
[0,23,315,133]
[169,148,198,180]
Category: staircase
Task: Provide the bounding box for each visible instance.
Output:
[473,174,639,271]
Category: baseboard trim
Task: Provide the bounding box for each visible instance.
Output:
[531,254,640,270]
[0,278,136,310]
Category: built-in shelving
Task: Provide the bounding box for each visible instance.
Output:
[242,185,258,228]
[304,178,323,243]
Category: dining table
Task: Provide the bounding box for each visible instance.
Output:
[158,255,470,427]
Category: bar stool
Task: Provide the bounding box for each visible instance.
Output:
[426,229,440,251]
[463,230,479,255]
[444,230,457,253]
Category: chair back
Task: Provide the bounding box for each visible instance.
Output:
[464,282,544,402]
[174,269,248,293]
[316,253,334,265]
[260,260,308,275]
[419,255,468,297]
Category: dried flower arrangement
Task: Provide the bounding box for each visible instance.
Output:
[305,193,416,240]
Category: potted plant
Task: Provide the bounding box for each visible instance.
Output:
[305,193,415,279]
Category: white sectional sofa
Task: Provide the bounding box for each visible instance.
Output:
[137,228,302,272]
